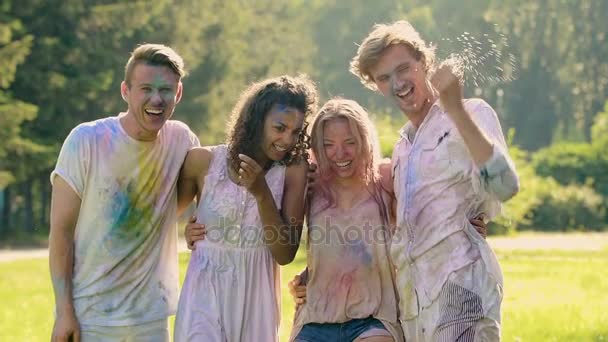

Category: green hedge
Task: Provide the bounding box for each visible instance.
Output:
[530,181,605,231]
[492,146,606,233]
[532,142,608,198]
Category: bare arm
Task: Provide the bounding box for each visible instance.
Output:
[49,176,81,342]
[378,159,394,195]
[260,161,307,265]
[177,147,212,215]
[240,155,307,265]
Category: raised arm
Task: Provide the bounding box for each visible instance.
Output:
[432,66,519,201]
[49,176,81,342]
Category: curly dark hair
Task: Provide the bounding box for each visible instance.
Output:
[226,74,318,172]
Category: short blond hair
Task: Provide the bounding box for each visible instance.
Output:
[350,20,436,90]
[124,43,186,86]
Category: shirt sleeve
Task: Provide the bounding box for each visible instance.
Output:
[186,126,201,151]
[469,99,520,202]
[50,125,91,198]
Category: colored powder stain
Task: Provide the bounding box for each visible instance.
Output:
[66,128,84,155]
[276,103,289,112]
[348,239,373,265]
[100,120,120,153]
[104,134,165,249]
[325,268,357,299]
[147,74,177,101]
[136,144,164,211]
[107,181,155,246]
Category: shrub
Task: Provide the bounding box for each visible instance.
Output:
[492,146,606,233]
[529,181,605,231]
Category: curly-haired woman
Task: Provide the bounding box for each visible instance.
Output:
[174,74,318,341]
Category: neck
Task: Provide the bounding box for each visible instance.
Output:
[333,174,366,191]
[120,112,158,141]
[330,176,369,209]
[405,94,436,129]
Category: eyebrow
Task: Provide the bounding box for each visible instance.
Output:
[397,62,410,69]
[323,137,355,142]
[376,62,410,78]
[139,82,172,88]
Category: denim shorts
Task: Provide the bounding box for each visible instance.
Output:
[295,316,389,342]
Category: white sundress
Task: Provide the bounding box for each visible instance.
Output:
[174,145,286,342]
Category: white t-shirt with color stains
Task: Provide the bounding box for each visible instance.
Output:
[51,114,199,326]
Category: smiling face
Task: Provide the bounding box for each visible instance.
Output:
[260,104,305,162]
[369,44,433,119]
[120,63,182,141]
[322,117,360,180]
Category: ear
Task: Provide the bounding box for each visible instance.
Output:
[120,81,129,102]
[175,81,183,104]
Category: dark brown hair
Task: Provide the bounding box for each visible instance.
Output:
[226,74,318,171]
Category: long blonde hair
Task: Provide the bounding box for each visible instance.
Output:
[310,98,391,226]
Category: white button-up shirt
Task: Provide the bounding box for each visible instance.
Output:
[390,98,519,320]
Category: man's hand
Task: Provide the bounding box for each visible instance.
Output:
[431,63,464,115]
[184,216,206,250]
[288,274,307,306]
[51,308,80,342]
[469,214,488,238]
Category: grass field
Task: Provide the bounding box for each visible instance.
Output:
[1,233,607,341]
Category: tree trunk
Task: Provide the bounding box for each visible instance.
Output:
[2,186,11,234]
[40,172,50,231]
[0,189,5,234]
[21,180,33,233]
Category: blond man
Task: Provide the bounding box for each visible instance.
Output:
[350,21,519,341]
[49,44,199,342]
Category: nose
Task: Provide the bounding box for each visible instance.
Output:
[391,72,405,91]
[335,145,346,159]
[150,91,164,105]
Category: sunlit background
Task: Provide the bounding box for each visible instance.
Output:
[1,1,607,341]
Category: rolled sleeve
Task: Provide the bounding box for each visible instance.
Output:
[50,125,91,198]
[479,144,520,201]
[467,99,520,202]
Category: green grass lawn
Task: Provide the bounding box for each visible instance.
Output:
[1,244,607,341]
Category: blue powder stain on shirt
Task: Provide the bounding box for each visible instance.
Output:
[348,239,373,265]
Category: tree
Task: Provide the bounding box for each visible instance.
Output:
[0,7,46,233]
[0,17,38,188]
[486,0,608,148]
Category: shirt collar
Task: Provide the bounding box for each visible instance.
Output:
[397,99,442,141]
